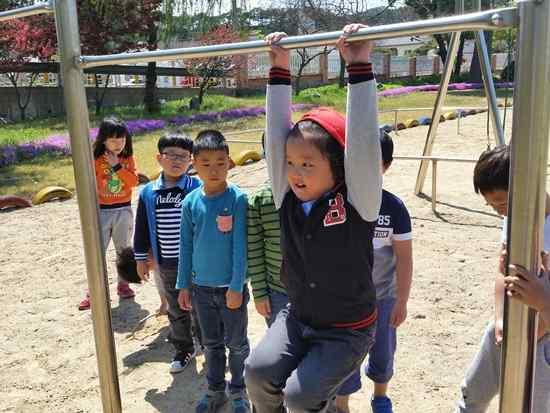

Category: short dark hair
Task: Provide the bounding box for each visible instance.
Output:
[193,129,229,156]
[380,130,394,166]
[473,145,510,194]
[158,133,193,153]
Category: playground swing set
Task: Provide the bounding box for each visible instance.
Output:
[2,0,550,412]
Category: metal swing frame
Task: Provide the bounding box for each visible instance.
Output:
[2,1,550,412]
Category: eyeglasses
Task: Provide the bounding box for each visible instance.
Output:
[161,152,190,162]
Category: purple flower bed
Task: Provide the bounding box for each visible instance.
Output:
[379,82,513,97]
[0,104,315,168]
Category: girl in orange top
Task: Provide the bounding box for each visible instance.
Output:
[79,117,139,310]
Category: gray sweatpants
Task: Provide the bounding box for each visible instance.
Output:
[245,309,376,413]
[456,322,550,413]
[100,207,133,282]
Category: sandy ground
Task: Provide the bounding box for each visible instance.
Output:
[0,113,518,413]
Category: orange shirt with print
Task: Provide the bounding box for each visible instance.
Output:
[94,155,138,206]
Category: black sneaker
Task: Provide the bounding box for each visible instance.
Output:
[169,350,194,374]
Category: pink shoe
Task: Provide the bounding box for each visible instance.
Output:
[78,293,91,311]
[117,282,135,299]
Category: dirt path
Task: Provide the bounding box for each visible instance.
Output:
[1,113,518,412]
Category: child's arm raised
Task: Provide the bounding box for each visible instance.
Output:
[337,24,382,222]
[265,32,292,208]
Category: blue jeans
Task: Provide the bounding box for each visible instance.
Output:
[192,284,250,393]
[266,290,289,327]
[245,308,376,413]
[338,297,397,395]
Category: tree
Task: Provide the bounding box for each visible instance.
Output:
[78,0,162,115]
[290,0,399,87]
[183,24,242,108]
[0,15,56,120]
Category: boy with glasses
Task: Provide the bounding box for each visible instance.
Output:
[134,133,201,373]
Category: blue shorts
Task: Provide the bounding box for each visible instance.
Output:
[337,297,397,395]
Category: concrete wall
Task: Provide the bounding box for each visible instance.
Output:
[0,86,236,121]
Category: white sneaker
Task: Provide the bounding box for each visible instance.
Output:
[169,351,193,374]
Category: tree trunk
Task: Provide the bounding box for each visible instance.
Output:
[295,66,306,96]
[94,74,111,116]
[143,20,159,113]
[452,34,466,81]
[9,73,36,121]
[338,54,346,88]
[434,34,448,65]
[144,62,160,113]
[469,31,493,83]
[197,81,208,106]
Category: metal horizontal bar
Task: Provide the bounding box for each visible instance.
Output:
[224,128,264,136]
[379,106,512,113]
[79,7,517,69]
[0,1,52,22]
[394,155,477,163]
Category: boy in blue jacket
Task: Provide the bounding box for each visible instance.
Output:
[134,133,201,374]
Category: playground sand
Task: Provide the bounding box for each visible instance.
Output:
[0,113,518,412]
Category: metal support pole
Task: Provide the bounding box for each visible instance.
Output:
[394,110,399,135]
[414,32,462,194]
[0,1,53,22]
[500,0,550,412]
[475,30,505,145]
[431,160,438,212]
[53,1,122,412]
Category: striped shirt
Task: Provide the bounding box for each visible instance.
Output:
[247,185,286,302]
[154,188,185,266]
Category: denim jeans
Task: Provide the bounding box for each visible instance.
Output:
[245,308,376,413]
[192,284,250,393]
[338,297,397,395]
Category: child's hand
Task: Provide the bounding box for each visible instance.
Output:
[226,289,243,310]
[178,289,192,311]
[105,151,119,167]
[136,261,150,282]
[505,264,550,313]
[498,247,507,275]
[265,32,290,70]
[390,299,407,328]
[254,298,272,319]
[336,24,373,65]
[494,317,504,345]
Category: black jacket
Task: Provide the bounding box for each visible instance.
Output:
[279,185,376,329]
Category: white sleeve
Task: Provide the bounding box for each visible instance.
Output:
[345,80,382,222]
[265,84,292,209]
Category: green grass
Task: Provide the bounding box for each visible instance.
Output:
[0,93,265,146]
[0,85,515,198]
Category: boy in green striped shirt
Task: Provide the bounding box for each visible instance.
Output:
[247,184,288,326]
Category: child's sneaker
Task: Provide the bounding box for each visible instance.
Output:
[230,391,250,413]
[78,293,91,311]
[169,350,194,374]
[117,282,135,299]
[371,396,393,413]
[195,390,228,413]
